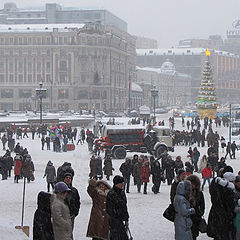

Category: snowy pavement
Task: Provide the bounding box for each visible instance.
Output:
[0,113,239,240]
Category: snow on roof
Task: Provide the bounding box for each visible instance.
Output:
[136,66,176,76]
[132,82,143,92]
[0,23,85,32]
[136,48,237,57]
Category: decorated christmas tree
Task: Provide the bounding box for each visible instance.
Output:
[196,49,217,119]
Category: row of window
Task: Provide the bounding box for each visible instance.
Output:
[0,89,69,99]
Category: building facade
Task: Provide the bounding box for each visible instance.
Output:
[136,61,192,108]
[0,2,127,32]
[0,22,136,111]
[136,48,240,104]
[134,36,158,49]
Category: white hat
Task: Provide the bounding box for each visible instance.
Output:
[223,172,236,182]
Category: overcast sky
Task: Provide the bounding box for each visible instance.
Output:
[1,0,240,48]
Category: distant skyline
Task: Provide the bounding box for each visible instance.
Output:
[1,0,240,48]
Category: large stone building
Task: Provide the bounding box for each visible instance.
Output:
[0,2,127,32]
[134,36,158,49]
[0,22,136,111]
[137,48,240,104]
[136,60,192,107]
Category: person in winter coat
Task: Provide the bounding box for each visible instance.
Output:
[41,135,45,150]
[86,179,111,240]
[89,155,98,179]
[231,141,238,159]
[208,152,218,178]
[151,160,164,194]
[192,147,200,172]
[119,158,133,193]
[1,134,7,150]
[106,175,129,240]
[63,173,81,231]
[165,155,175,185]
[103,155,114,180]
[201,163,212,191]
[198,155,208,174]
[207,168,236,240]
[141,161,150,194]
[216,157,227,175]
[13,155,22,183]
[186,175,205,240]
[46,136,51,150]
[132,154,139,185]
[185,161,194,176]
[51,182,72,240]
[57,162,74,182]
[133,158,143,193]
[33,191,54,240]
[96,156,103,180]
[22,154,35,183]
[225,142,233,159]
[159,149,169,175]
[43,161,56,192]
[174,180,195,240]
[174,156,184,175]
[220,136,226,153]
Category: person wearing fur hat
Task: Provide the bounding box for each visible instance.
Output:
[106,175,129,240]
[63,173,80,231]
[207,167,236,240]
[186,174,205,240]
[86,179,111,240]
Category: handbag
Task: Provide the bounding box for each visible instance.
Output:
[199,217,207,233]
[163,203,175,222]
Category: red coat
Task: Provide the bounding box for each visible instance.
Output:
[14,159,22,175]
[141,164,150,183]
[201,167,212,178]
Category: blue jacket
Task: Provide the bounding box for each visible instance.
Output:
[174,180,195,240]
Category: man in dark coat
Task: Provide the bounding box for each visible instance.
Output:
[33,191,54,240]
[230,141,238,159]
[57,162,74,182]
[119,158,133,193]
[106,175,129,240]
[63,173,80,230]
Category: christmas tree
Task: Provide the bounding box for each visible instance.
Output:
[196,49,217,119]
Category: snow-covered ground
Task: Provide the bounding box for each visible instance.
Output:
[0,113,239,240]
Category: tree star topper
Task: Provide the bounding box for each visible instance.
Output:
[206,48,210,56]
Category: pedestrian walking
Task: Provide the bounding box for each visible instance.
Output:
[201,164,212,191]
[119,158,133,193]
[141,161,150,194]
[43,161,56,192]
[103,155,114,181]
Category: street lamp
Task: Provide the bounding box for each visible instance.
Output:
[36,82,47,125]
[151,86,158,119]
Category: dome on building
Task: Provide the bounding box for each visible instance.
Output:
[161,59,176,73]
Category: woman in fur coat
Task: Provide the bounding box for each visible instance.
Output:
[87,179,111,240]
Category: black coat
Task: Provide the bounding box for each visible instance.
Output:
[33,191,54,240]
[151,162,164,184]
[65,185,80,217]
[119,162,133,177]
[207,177,235,240]
[106,186,129,240]
[56,162,74,182]
[190,190,205,238]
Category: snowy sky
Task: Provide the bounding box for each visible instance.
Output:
[1,0,240,47]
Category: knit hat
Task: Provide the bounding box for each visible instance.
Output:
[223,172,236,182]
[64,172,73,179]
[113,175,124,185]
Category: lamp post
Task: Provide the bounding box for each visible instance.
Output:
[36,82,47,125]
[151,86,158,119]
